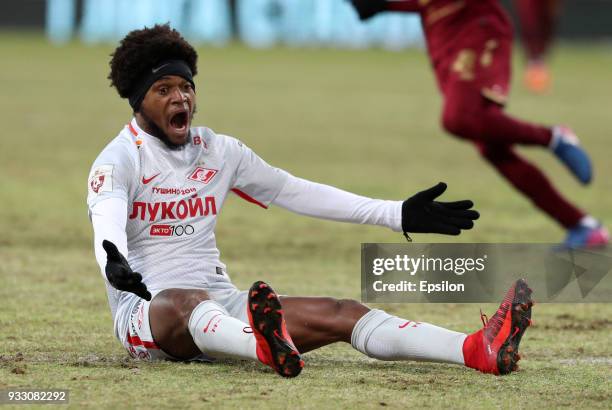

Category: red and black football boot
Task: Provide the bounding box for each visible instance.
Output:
[463,279,534,375]
[247,281,304,378]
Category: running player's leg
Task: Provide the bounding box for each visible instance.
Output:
[440,28,552,147]
[442,79,603,238]
[475,141,583,229]
[475,141,608,246]
[437,24,604,236]
[441,23,592,184]
[442,80,551,147]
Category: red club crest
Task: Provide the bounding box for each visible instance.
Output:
[188,167,217,184]
[90,174,105,193]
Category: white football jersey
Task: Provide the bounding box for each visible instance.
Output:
[87,119,289,317]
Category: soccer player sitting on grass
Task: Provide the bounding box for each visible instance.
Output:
[349,0,608,249]
[88,24,531,378]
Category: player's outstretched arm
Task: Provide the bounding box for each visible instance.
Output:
[401,182,479,237]
[102,240,152,301]
[271,174,478,237]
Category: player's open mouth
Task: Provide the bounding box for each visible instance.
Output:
[169,111,189,132]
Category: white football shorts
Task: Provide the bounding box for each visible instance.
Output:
[115,281,249,361]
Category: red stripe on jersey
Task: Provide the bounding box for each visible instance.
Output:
[231,188,268,209]
[128,122,138,137]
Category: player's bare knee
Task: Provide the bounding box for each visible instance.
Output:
[336,299,369,320]
[322,298,369,335]
[324,299,368,341]
[150,289,210,333]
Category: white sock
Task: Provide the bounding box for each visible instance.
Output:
[188,300,258,361]
[550,125,579,150]
[579,215,599,229]
[351,309,467,365]
[549,130,561,150]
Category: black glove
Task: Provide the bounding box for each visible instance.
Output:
[102,240,152,301]
[402,182,480,237]
[349,0,387,20]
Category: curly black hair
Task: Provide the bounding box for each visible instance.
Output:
[108,24,198,99]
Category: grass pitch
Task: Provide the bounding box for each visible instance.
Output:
[1,34,611,409]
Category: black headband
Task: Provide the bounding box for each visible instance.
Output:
[128,59,195,111]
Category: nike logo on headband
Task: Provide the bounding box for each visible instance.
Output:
[152,63,170,73]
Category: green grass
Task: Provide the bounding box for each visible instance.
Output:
[1,34,611,409]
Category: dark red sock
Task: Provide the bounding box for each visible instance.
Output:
[476,142,584,228]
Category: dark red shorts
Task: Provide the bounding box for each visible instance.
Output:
[433,17,513,105]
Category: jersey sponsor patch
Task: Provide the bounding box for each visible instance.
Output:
[188,167,217,184]
[150,224,195,237]
[150,224,173,236]
[88,165,114,195]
